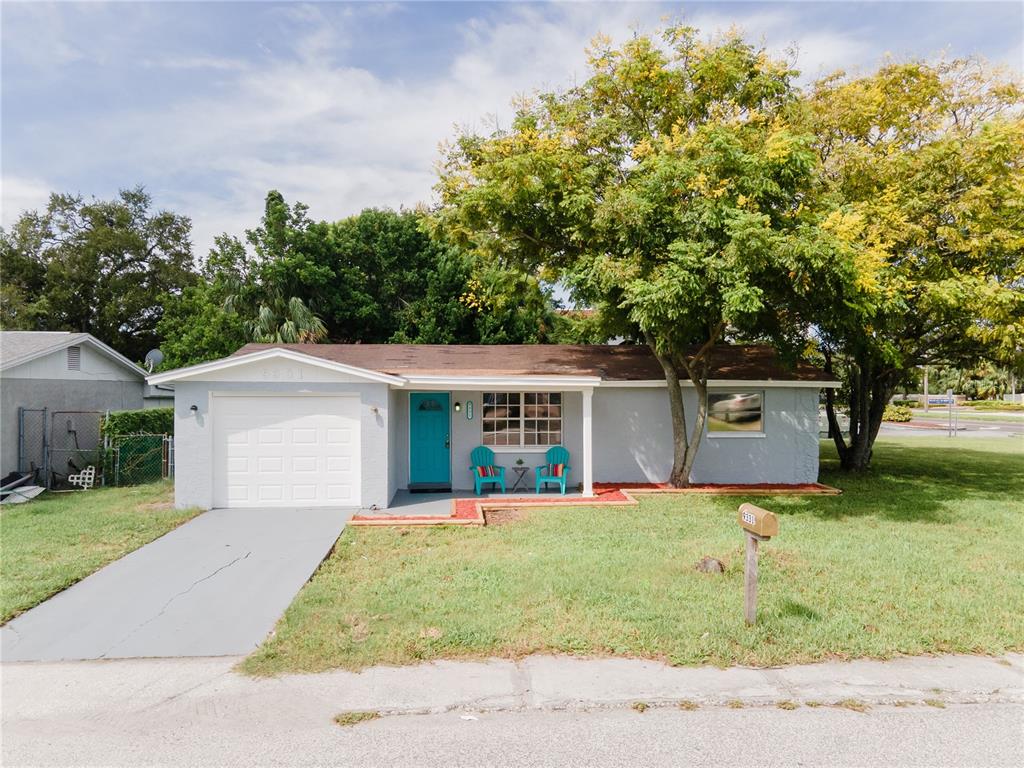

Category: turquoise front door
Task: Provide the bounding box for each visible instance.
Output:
[410,393,451,487]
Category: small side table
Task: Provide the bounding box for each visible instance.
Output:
[509,465,530,493]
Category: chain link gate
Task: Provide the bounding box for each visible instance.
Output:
[104,433,174,486]
[49,411,103,489]
[17,407,49,483]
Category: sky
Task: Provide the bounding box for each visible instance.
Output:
[3,1,1022,260]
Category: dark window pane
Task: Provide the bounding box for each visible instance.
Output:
[550,393,561,405]
[708,393,763,432]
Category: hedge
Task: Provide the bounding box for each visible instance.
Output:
[102,407,174,436]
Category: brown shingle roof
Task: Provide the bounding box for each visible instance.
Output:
[233,343,833,383]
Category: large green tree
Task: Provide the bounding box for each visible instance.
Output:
[157,196,560,367]
[434,27,851,485]
[0,188,195,360]
[805,59,1024,469]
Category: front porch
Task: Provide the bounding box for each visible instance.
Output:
[395,386,596,499]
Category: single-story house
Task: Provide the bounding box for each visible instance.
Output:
[0,331,173,478]
[148,343,838,511]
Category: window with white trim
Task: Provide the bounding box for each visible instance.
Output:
[707,392,764,433]
[482,392,562,446]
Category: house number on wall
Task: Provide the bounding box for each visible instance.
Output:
[260,366,304,381]
[466,400,473,420]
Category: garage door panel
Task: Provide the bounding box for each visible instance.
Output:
[326,456,351,472]
[327,428,353,444]
[214,396,361,508]
[258,456,283,473]
[291,456,317,473]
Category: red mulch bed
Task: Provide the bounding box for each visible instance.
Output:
[351,481,838,526]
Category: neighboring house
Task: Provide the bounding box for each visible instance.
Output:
[0,331,172,478]
[149,343,839,511]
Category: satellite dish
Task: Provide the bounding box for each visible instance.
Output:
[144,348,164,372]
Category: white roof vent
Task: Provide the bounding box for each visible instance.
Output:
[67,345,81,371]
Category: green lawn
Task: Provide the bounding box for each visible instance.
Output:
[241,437,1024,676]
[1,482,199,623]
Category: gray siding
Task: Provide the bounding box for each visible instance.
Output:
[1,345,146,476]
[0,378,143,476]
[172,379,391,511]
[592,386,821,484]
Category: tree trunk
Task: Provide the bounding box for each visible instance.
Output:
[646,326,723,487]
[680,359,711,483]
[650,343,690,486]
[828,352,897,472]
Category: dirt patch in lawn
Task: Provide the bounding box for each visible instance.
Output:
[137,501,174,512]
[484,507,534,526]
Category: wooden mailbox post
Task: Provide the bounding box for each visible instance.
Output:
[737,503,779,626]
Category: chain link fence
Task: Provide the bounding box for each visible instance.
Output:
[16,408,174,488]
[104,434,174,486]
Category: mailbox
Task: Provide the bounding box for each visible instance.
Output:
[738,503,778,539]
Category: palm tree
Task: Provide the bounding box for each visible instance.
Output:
[250,295,327,343]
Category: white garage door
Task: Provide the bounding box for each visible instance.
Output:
[213,395,360,508]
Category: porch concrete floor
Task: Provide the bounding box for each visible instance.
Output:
[367,489,588,518]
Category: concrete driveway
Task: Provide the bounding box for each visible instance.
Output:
[1,507,351,662]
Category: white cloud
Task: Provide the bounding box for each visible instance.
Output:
[0,2,929,256]
[1,176,52,227]
[141,56,249,72]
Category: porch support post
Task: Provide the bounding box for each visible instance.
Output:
[582,387,593,497]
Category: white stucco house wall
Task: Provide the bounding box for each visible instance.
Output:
[0,331,172,478]
[149,343,839,511]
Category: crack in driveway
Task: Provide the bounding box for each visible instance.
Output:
[99,551,252,659]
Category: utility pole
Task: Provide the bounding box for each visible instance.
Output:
[923,366,929,413]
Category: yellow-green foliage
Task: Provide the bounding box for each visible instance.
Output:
[882,404,913,422]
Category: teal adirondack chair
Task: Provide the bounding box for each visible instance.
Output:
[470,446,506,495]
[535,445,571,494]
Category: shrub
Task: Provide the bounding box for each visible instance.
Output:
[882,404,913,422]
[966,400,1024,412]
[102,407,174,436]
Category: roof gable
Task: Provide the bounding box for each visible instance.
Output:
[147,347,405,386]
[0,331,145,378]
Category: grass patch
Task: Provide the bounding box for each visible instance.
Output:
[241,438,1024,675]
[924,699,946,709]
[678,700,700,710]
[1,482,199,622]
[777,700,800,710]
[333,711,380,727]
[631,701,649,713]
[835,699,870,713]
